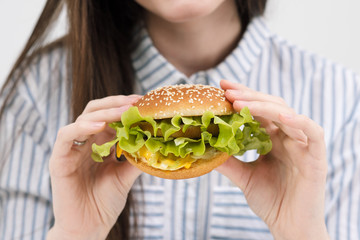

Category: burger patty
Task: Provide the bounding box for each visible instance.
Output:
[135,121,219,139]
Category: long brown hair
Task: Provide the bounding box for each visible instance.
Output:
[0,0,267,239]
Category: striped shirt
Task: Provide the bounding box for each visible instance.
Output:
[1,17,359,240]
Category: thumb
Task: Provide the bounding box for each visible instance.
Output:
[215,156,254,192]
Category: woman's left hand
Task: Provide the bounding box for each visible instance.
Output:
[216,80,330,240]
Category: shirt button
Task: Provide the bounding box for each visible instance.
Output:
[195,72,208,85]
[176,78,187,85]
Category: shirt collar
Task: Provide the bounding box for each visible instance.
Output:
[131,17,271,93]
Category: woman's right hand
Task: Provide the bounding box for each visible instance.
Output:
[47,95,142,240]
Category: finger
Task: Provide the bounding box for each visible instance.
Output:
[50,121,106,178]
[253,117,304,145]
[77,105,132,123]
[220,79,244,91]
[273,121,308,144]
[83,95,142,114]
[225,89,287,106]
[279,114,326,155]
[53,121,106,157]
[215,156,254,192]
[221,79,287,106]
[234,100,295,123]
[234,100,306,143]
[253,115,274,128]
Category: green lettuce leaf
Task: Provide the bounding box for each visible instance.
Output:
[91,106,272,162]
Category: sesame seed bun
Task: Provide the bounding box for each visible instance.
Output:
[125,84,234,179]
[135,84,236,119]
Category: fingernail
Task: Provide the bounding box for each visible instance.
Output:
[296,136,308,145]
[118,105,131,112]
[92,122,106,128]
[227,89,243,96]
[234,100,249,108]
[280,113,294,120]
[128,95,142,101]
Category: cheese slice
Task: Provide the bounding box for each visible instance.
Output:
[135,146,197,171]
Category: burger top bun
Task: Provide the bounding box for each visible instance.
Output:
[135,84,236,119]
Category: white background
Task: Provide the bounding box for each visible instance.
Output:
[1,0,360,86]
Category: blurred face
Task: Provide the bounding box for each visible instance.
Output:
[135,0,228,23]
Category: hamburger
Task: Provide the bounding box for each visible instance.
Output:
[92,84,272,179]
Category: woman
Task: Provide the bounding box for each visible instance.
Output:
[0,0,359,239]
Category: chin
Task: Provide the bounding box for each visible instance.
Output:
[136,0,228,23]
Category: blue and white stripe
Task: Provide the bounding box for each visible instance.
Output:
[0,47,68,239]
[1,17,359,239]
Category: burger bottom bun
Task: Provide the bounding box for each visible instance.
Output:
[123,151,230,180]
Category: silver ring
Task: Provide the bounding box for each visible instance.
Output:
[73,140,87,146]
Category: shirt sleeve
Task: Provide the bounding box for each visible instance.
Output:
[324,72,360,240]
[0,108,53,240]
[0,47,68,240]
